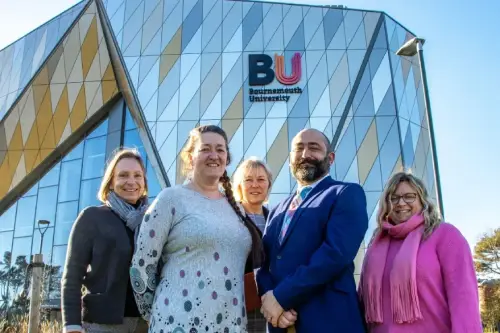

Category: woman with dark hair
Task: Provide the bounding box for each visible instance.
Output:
[130,125,264,332]
[61,148,149,333]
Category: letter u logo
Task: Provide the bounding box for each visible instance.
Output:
[274,52,301,85]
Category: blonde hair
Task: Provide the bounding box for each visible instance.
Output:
[232,157,273,203]
[375,171,442,240]
[97,148,148,203]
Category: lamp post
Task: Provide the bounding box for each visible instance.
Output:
[28,219,51,333]
[396,37,445,219]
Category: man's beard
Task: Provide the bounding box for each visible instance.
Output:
[291,156,330,183]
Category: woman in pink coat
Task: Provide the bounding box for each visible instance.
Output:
[359,172,482,333]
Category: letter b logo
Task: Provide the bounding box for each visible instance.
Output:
[248,54,275,86]
[248,53,302,86]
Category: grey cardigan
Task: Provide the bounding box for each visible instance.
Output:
[61,205,136,327]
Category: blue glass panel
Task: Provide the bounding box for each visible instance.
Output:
[14,196,37,237]
[54,201,78,246]
[374,22,388,49]
[376,116,396,149]
[82,136,107,180]
[288,85,309,118]
[59,159,82,202]
[286,21,305,51]
[364,157,383,191]
[23,182,38,197]
[146,163,161,198]
[202,1,222,52]
[181,0,203,52]
[39,162,60,187]
[242,2,263,50]
[88,119,109,139]
[35,186,58,226]
[402,124,414,167]
[354,117,372,149]
[287,117,308,146]
[79,178,102,210]
[355,86,375,117]
[0,231,13,263]
[0,203,17,232]
[334,119,356,181]
[379,120,400,181]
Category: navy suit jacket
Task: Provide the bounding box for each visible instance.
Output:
[256,177,368,333]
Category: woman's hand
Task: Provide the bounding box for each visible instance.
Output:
[278,309,298,328]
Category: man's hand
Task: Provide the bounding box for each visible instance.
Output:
[260,290,284,327]
[278,309,298,328]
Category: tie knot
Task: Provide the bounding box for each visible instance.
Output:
[299,186,312,200]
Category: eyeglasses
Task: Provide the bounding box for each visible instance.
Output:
[390,193,418,205]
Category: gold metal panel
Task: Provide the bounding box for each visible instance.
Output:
[266,121,289,178]
[8,123,23,151]
[24,149,39,174]
[6,150,22,181]
[162,27,182,55]
[53,86,70,143]
[221,119,241,142]
[40,121,56,149]
[85,48,102,82]
[50,52,67,84]
[47,45,64,83]
[33,67,49,86]
[24,125,39,150]
[159,54,179,85]
[102,63,115,81]
[68,53,84,83]
[0,156,11,197]
[81,16,99,79]
[10,155,26,191]
[36,90,53,144]
[102,80,118,103]
[358,119,378,185]
[70,84,87,131]
[33,85,49,113]
[19,89,35,145]
[40,148,54,161]
[222,88,243,120]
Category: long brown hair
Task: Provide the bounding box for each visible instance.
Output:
[180,125,264,268]
[98,148,148,203]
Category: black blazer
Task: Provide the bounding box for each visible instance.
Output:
[61,205,136,327]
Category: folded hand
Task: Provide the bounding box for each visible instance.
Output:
[278,309,298,328]
[260,291,284,327]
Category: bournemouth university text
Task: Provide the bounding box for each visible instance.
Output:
[248,87,302,102]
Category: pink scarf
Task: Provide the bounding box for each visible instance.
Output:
[360,214,425,324]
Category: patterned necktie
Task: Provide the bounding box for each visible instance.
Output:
[279,186,313,244]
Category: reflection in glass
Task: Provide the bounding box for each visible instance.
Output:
[8,237,31,311]
[82,137,107,180]
[0,203,17,232]
[35,186,58,226]
[39,163,61,188]
[49,245,67,300]
[79,178,102,211]
[31,227,54,263]
[54,201,78,246]
[63,141,84,161]
[59,159,82,202]
[14,197,37,237]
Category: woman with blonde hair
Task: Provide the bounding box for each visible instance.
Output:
[62,148,149,333]
[130,125,264,332]
[232,157,273,233]
[358,171,481,333]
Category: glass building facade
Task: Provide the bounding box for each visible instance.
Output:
[0,0,440,314]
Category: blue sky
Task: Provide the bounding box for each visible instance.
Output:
[0,0,498,249]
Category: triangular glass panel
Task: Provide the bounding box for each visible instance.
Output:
[344,156,359,183]
[287,117,309,145]
[311,86,332,117]
[334,120,356,179]
[348,22,367,50]
[328,22,347,50]
[243,2,263,50]
[363,157,383,191]
[347,50,366,85]
[154,121,176,148]
[142,29,162,56]
[374,22,388,50]
[289,85,310,118]
[245,25,264,52]
[323,9,343,48]
[286,21,305,51]
[364,12,380,45]
[138,56,160,87]
[376,116,396,149]
[402,125,414,168]
[344,11,363,47]
[354,117,373,149]
[306,50,325,79]
[379,120,400,181]
[376,84,396,116]
[326,50,345,80]
[243,118,265,152]
[355,86,375,117]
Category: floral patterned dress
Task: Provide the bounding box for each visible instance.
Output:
[130,185,252,333]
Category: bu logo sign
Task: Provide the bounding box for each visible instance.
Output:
[248,53,302,86]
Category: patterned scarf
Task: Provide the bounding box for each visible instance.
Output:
[106,191,148,243]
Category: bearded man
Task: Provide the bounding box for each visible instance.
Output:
[256,128,368,333]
